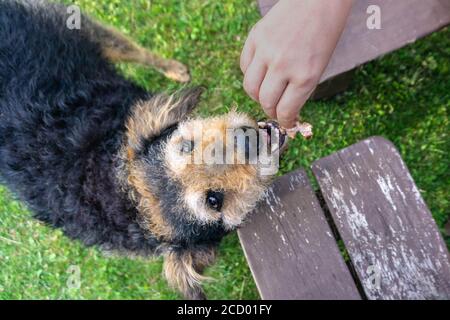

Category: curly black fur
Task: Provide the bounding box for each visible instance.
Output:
[0,0,226,257]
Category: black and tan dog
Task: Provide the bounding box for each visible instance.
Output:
[0,0,286,299]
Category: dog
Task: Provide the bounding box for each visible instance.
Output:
[0,0,287,299]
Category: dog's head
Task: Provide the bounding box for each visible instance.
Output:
[119,89,287,245]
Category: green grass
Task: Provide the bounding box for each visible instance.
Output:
[0,0,449,299]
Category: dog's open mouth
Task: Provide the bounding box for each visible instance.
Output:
[257,120,288,153]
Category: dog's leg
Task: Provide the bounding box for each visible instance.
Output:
[163,246,216,300]
[88,21,190,82]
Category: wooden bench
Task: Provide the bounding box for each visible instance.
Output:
[238,137,450,299]
[256,0,450,99]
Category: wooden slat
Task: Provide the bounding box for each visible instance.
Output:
[257,0,450,83]
[312,136,450,300]
[238,169,361,300]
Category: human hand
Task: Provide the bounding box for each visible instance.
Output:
[240,0,353,128]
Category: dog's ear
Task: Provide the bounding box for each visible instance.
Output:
[164,87,204,121]
[163,246,216,300]
[125,87,204,152]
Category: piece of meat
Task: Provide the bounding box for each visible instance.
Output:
[284,121,313,139]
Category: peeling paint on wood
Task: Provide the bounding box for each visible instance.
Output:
[238,170,360,300]
[312,136,450,300]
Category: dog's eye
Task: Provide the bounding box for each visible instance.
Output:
[206,190,224,212]
[181,140,194,153]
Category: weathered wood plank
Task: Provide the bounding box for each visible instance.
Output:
[312,136,450,300]
[256,0,450,98]
[238,169,361,300]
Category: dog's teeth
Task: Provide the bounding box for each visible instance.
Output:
[257,121,267,129]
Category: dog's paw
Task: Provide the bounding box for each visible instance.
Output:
[163,60,191,83]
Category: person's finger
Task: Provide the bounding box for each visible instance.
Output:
[258,69,288,119]
[275,83,314,128]
[243,58,267,102]
[240,31,256,74]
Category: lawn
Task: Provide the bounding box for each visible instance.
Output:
[0,0,448,299]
